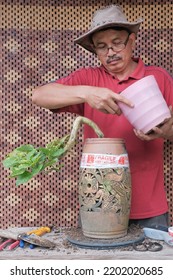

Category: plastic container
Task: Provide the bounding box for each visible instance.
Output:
[168,226,173,237]
[118,75,171,134]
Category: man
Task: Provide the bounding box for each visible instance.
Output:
[32,5,173,227]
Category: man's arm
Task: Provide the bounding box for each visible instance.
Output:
[32,82,133,115]
[32,83,86,109]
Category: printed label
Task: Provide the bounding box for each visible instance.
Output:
[80,153,129,168]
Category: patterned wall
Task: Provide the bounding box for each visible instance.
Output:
[1,0,173,228]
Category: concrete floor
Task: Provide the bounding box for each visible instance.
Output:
[0,227,173,260]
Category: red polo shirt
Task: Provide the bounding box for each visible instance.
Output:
[54,58,173,219]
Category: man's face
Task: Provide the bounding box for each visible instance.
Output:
[92,29,135,75]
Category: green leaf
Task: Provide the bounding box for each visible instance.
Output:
[26,149,38,160]
[16,144,35,152]
[49,148,65,158]
[3,157,18,168]
[30,151,46,166]
[46,134,70,149]
[38,147,51,156]
[30,163,44,177]
[10,167,27,177]
[17,162,32,169]
[16,171,34,186]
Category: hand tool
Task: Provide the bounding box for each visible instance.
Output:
[143,227,173,246]
[20,225,55,249]
[19,239,25,248]
[0,239,14,250]
[18,233,56,248]
[27,226,51,236]
[133,240,163,251]
[0,239,20,250]
[19,226,52,249]
[0,227,56,249]
[8,240,20,250]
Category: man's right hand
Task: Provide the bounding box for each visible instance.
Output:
[84,87,134,115]
[32,83,133,114]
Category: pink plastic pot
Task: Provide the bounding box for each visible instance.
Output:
[118,75,171,133]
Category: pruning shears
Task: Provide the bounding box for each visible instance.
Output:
[0,239,20,250]
[0,226,55,250]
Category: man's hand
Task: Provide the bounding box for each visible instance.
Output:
[85,87,133,115]
[134,106,173,141]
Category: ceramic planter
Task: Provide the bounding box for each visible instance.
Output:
[78,138,132,239]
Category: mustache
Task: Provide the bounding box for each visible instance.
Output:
[106,55,122,64]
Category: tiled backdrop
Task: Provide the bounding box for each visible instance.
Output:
[1,0,173,228]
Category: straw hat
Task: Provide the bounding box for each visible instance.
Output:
[74,5,143,53]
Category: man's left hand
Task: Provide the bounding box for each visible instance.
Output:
[134,106,173,141]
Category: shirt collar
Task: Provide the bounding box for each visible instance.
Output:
[101,57,145,81]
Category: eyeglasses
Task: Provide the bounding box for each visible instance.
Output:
[94,34,130,55]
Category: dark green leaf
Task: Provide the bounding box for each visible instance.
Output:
[16,171,34,186]
[30,164,44,177]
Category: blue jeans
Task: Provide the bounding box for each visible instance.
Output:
[129,212,169,228]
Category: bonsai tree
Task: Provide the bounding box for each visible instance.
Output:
[3,116,104,186]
